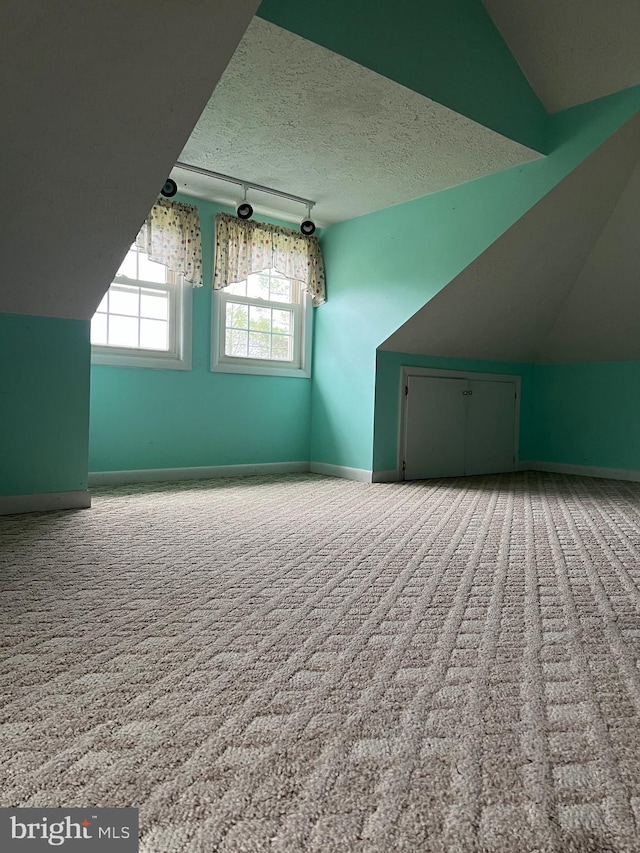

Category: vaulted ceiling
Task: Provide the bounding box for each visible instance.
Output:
[376,3,640,364]
[381,114,640,362]
[173,1,640,226]
[5,0,640,340]
[174,17,539,226]
[481,0,640,113]
[1,0,260,320]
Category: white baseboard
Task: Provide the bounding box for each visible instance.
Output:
[309,462,373,483]
[519,461,640,483]
[0,490,91,516]
[372,469,400,483]
[89,461,310,487]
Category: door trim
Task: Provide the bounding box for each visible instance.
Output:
[398,366,522,481]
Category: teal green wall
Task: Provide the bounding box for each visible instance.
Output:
[520,362,640,470]
[313,88,640,472]
[89,197,311,473]
[258,0,547,151]
[375,355,640,475]
[0,313,90,496]
[373,351,532,472]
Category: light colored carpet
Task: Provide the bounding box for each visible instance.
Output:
[2,471,640,852]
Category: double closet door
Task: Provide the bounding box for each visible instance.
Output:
[403,373,517,480]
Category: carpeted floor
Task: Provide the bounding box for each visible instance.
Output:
[2,471,640,852]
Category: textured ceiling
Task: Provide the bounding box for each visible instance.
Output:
[381,114,640,363]
[482,0,640,113]
[176,17,540,226]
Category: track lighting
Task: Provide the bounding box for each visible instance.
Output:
[161,178,177,198]
[173,162,318,227]
[300,203,316,236]
[237,185,254,220]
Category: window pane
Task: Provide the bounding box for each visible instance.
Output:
[117,248,137,279]
[91,313,108,345]
[247,272,270,300]
[226,281,247,297]
[249,305,270,331]
[138,252,167,283]
[109,286,139,317]
[96,291,109,313]
[269,274,292,301]
[248,332,271,359]
[108,315,138,347]
[216,270,301,367]
[271,335,292,361]
[140,290,169,320]
[226,329,248,357]
[226,302,248,329]
[272,309,291,334]
[140,319,168,350]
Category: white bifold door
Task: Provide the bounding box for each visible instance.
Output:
[403,375,517,480]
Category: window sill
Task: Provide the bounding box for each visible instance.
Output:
[211,360,310,379]
[91,349,191,371]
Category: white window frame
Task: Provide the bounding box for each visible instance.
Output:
[91,256,192,371]
[211,274,312,379]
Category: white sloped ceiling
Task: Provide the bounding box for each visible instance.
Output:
[380,114,640,363]
[482,0,640,113]
[538,161,640,362]
[1,0,259,320]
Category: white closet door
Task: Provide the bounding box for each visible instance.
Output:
[404,376,467,479]
[464,380,516,476]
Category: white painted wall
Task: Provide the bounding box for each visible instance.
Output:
[1,0,259,320]
[381,115,640,363]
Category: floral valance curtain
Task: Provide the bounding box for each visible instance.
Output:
[136,197,203,287]
[213,213,326,306]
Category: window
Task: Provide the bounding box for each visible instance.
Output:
[91,244,191,370]
[212,268,311,378]
[212,211,325,378]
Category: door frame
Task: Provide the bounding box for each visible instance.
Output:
[398,366,522,481]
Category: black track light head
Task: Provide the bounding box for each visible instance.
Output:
[161,178,178,198]
[237,202,254,220]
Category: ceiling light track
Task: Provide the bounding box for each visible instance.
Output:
[174,161,315,209]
